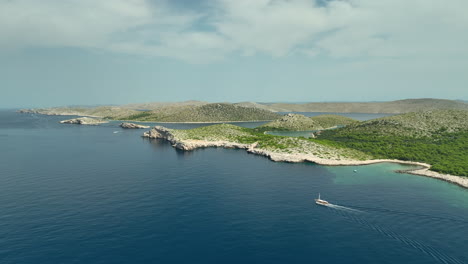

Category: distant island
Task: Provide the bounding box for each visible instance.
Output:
[142,109,468,188]
[19,102,281,123]
[18,98,468,123]
[258,98,468,113]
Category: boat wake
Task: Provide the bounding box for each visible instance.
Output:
[325,204,465,264]
[325,204,362,213]
[339,205,468,224]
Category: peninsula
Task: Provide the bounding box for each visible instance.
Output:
[142,109,468,188]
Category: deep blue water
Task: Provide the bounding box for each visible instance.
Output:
[0,110,467,264]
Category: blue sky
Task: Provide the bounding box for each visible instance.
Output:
[1,0,467,108]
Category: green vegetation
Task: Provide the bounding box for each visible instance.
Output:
[23,103,281,122]
[257,114,321,132]
[124,111,153,120]
[171,124,371,160]
[256,114,358,132]
[121,103,281,122]
[310,115,358,128]
[314,110,468,176]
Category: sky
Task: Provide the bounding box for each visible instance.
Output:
[1,0,467,108]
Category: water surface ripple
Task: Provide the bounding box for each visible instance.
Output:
[0,111,467,264]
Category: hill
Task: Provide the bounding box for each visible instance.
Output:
[259,99,468,113]
[20,103,281,122]
[19,106,139,119]
[310,115,359,129]
[257,114,358,131]
[258,114,322,131]
[315,110,468,175]
[122,100,208,110]
[324,109,468,137]
[122,103,281,122]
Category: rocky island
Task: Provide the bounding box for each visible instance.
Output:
[120,122,150,129]
[59,117,108,125]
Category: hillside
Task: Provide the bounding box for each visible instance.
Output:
[310,115,359,128]
[122,100,208,110]
[325,109,468,137]
[122,103,281,122]
[20,103,281,122]
[259,99,468,113]
[258,114,322,131]
[234,102,274,111]
[19,106,139,119]
[315,110,468,176]
[149,123,370,161]
[257,114,358,131]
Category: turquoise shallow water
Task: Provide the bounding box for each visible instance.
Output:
[0,111,467,264]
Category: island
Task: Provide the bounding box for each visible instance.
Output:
[18,98,468,122]
[19,102,281,123]
[120,123,150,129]
[142,109,468,188]
[59,117,108,125]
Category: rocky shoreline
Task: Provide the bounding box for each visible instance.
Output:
[120,122,150,129]
[59,117,108,125]
[143,126,468,189]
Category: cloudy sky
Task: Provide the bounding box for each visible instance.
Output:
[1,0,467,107]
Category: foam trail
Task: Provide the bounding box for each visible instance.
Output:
[339,205,468,224]
[324,205,464,264]
[326,204,362,213]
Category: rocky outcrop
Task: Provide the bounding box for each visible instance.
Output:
[143,126,175,141]
[59,117,108,125]
[143,126,253,150]
[120,122,150,129]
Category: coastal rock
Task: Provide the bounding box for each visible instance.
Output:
[142,126,254,150]
[142,125,468,189]
[59,117,108,125]
[120,122,150,129]
[143,126,175,141]
[172,140,252,151]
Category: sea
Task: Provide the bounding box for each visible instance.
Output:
[0,110,467,264]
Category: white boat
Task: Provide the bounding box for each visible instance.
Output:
[315,193,330,206]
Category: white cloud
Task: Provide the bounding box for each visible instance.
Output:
[0,0,153,48]
[213,0,331,56]
[0,0,467,62]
